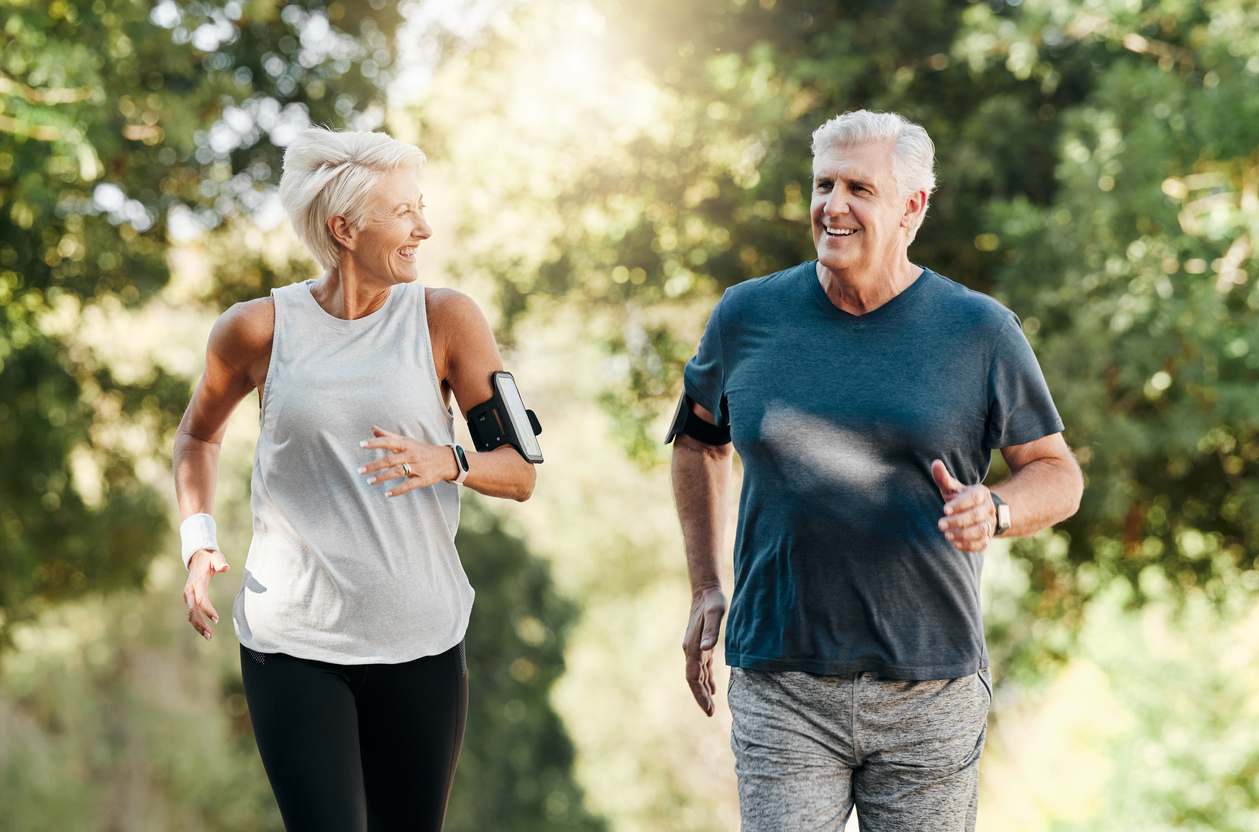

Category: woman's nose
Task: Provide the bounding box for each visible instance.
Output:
[413,215,433,240]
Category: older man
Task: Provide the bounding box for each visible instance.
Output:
[667,110,1082,831]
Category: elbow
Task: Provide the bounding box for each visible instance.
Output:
[1068,465,1084,518]
[513,465,537,502]
[1058,456,1084,521]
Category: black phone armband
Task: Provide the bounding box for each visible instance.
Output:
[467,371,544,463]
[664,392,731,446]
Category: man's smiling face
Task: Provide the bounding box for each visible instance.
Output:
[810,140,913,277]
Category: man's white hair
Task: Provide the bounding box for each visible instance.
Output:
[810,110,936,242]
[279,128,427,270]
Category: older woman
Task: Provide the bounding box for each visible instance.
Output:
[172,128,537,831]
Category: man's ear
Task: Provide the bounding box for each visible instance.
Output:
[327,215,357,251]
[902,189,928,229]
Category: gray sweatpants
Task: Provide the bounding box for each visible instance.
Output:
[729,667,992,832]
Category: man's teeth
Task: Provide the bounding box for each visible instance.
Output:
[826,228,855,236]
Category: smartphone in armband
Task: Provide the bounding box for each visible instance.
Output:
[466,371,544,463]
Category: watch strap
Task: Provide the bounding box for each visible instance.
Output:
[450,444,470,485]
[991,492,1011,536]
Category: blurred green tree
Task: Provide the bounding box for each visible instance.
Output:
[0,0,394,630]
[449,499,605,832]
[956,0,1259,678]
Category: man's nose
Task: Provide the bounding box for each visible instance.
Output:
[824,190,851,216]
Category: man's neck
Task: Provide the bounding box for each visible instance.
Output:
[816,257,922,316]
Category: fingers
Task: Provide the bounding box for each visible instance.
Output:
[383,475,424,498]
[362,461,406,483]
[941,485,989,519]
[684,650,716,717]
[684,592,725,717]
[937,493,995,552]
[358,453,393,475]
[184,549,229,641]
[360,427,405,452]
[937,482,994,551]
[931,459,962,498]
[184,578,214,640]
[207,549,230,574]
[358,460,429,496]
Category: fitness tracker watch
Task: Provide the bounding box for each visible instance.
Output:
[449,444,470,485]
[991,493,1011,536]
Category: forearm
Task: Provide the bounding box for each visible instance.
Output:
[464,445,536,502]
[173,424,223,520]
[991,454,1082,538]
[671,435,733,593]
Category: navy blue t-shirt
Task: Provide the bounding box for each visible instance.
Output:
[683,261,1063,680]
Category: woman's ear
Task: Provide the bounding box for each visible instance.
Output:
[327,214,357,251]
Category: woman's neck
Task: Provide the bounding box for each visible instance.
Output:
[310,262,393,320]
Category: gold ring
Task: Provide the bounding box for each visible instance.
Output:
[402,462,413,478]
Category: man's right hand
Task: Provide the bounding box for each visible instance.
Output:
[184,549,230,641]
[683,586,728,717]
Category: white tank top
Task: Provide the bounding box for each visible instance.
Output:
[232,280,472,664]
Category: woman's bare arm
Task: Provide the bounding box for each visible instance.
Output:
[356,288,537,501]
[174,297,273,639]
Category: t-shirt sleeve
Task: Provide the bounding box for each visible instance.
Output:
[984,315,1064,449]
[682,295,730,427]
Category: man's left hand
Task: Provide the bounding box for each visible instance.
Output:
[932,459,996,552]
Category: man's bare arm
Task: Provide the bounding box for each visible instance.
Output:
[992,432,1083,537]
[935,432,1083,550]
[671,402,734,717]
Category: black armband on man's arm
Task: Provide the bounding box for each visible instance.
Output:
[664,393,732,446]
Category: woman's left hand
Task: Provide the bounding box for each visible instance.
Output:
[358,426,457,497]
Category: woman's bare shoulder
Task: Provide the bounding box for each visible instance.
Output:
[425,286,484,321]
[208,296,275,360]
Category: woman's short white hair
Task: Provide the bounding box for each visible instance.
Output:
[279,128,427,270]
[810,110,936,241]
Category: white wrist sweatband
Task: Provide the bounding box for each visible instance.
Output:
[180,513,220,570]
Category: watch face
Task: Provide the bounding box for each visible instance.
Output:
[997,504,1011,530]
[455,445,469,471]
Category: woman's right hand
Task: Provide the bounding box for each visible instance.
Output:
[184,549,230,641]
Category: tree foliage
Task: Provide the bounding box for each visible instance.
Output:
[450,500,605,832]
[0,0,395,630]
[961,0,1259,676]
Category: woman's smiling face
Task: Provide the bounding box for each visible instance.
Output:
[344,168,432,284]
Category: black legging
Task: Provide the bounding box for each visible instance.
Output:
[240,642,467,832]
